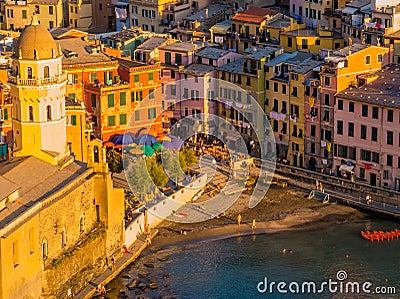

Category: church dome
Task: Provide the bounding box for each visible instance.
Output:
[16,18,60,60]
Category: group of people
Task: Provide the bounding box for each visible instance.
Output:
[237,214,257,233]
[315,180,324,192]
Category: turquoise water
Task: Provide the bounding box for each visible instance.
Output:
[108,218,400,298]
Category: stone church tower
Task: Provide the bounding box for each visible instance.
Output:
[9,16,69,166]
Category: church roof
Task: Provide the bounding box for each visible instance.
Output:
[15,18,60,60]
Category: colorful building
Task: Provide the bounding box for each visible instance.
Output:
[67,0,92,30]
[334,64,400,190]
[280,20,344,54]
[306,44,390,171]
[0,19,124,299]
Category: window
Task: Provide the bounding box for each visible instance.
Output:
[288,37,292,48]
[49,6,53,14]
[28,106,34,122]
[246,77,251,86]
[349,102,354,112]
[149,89,155,99]
[324,94,330,105]
[301,39,308,49]
[290,104,299,116]
[175,54,182,65]
[365,55,371,64]
[165,52,171,64]
[35,5,40,14]
[90,72,97,83]
[135,110,140,121]
[292,87,297,96]
[171,85,176,95]
[273,99,278,111]
[273,120,278,132]
[324,77,330,86]
[71,115,77,125]
[134,74,139,82]
[108,94,114,107]
[61,227,66,247]
[398,157,400,169]
[361,125,367,139]
[27,67,32,79]
[315,40,320,46]
[360,105,369,118]
[372,106,378,119]
[282,122,287,134]
[132,6,137,14]
[310,143,315,154]
[281,101,287,114]
[99,3,102,10]
[282,84,287,94]
[79,216,85,233]
[387,109,393,122]
[44,66,50,78]
[273,82,278,92]
[378,54,383,63]
[3,108,8,120]
[337,99,343,110]
[22,10,27,19]
[108,115,115,126]
[291,73,298,81]
[311,125,316,137]
[148,108,156,119]
[387,131,393,145]
[46,105,52,121]
[265,80,270,90]
[337,120,343,135]
[91,94,96,107]
[120,92,126,106]
[372,152,379,163]
[323,109,329,122]
[387,155,393,167]
[348,122,354,137]
[371,127,377,141]
[13,241,19,268]
[148,72,154,81]
[120,114,127,125]
[183,88,188,98]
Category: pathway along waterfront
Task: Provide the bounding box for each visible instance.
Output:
[263,161,400,218]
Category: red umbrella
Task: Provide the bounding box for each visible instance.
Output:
[103,141,115,147]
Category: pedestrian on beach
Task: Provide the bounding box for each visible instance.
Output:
[110,257,115,271]
[316,180,319,190]
[105,257,108,268]
[251,218,256,233]
[237,214,242,226]
[98,284,106,295]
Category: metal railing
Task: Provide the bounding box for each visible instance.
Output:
[8,73,67,86]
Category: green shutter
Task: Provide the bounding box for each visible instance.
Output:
[22,10,27,19]
[148,72,153,81]
[120,92,126,106]
[108,116,115,126]
[134,74,139,82]
[135,110,140,121]
[120,114,126,125]
[3,109,8,120]
[108,94,114,107]
[71,115,77,125]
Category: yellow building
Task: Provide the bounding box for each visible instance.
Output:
[68,0,92,30]
[265,15,306,41]
[0,0,64,30]
[280,20,344,54]
[65,97,92,162]
[0,18,124,299]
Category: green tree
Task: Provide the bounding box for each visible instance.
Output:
[127,158,153,195]
[179,148,197,170]
[106,149,123,177]
[146,157,168,188]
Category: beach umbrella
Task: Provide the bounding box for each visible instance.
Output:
[143,145,155,157]
[152,142,163,152]
[137,134,157,146]
[109,134,135,145]
[103,141,115,147]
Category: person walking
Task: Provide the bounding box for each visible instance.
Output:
[237,214,242,226]
[251,219,256,233]
[110,257,115,271]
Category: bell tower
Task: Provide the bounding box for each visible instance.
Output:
[10,16,69,165]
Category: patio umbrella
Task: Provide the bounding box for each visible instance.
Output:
[129,146,143,155]
[109,134,135,145]
[152,142,162,152]
[103,141,115,147]
[137,134,157,146]
[143,145,155,157]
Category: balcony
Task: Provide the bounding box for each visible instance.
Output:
[5,0,26,5]
[8,73,67,86]
[320,66,336,75]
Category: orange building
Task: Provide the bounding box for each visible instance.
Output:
[0,82,12,160]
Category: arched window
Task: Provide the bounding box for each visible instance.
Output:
[46,105,52,121]
[44,66,50,78]
[93,145,99,163]
[28,106,34,122]
[42,239,48,259]
[27,67,32,79]
[61,227,66,247]
[79,215,85,233]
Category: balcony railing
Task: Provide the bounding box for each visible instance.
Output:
[8,73,67,86]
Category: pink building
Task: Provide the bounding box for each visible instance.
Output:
[334,64,400,190]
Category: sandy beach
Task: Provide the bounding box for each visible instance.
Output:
[152,185,363,248]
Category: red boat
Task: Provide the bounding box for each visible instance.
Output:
[360,229,400,242]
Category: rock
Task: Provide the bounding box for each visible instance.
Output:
[121,274,131,279]
[118,289,126,298]
[148,282,158,289]
[144,263,154,268]
[158,256,168,261]
[138,282,147,290]
[138,271,149,278]
[127,278,138,289]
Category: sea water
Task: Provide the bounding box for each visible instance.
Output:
[108,217,400,298]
